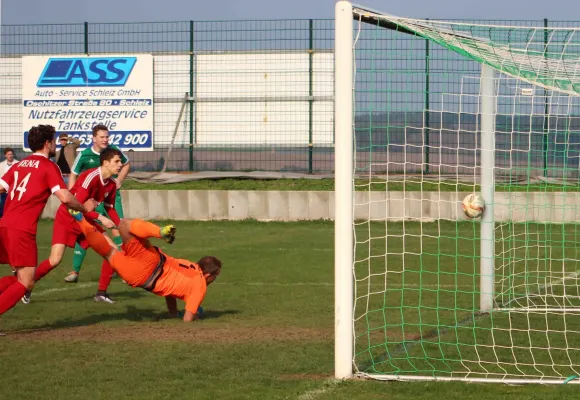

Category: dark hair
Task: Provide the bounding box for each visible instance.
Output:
[92,124,109,136]
[4,147,14,155]
[28,125,56,152]
[100,147,122,165]
[198,256,222,276]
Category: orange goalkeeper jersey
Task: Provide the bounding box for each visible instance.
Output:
[111,238,207,314]
[153,253,208,314]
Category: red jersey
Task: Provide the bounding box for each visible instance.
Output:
[0,153,66,235]
[55,167,120,225]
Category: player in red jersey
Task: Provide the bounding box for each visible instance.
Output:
[0,125,95,319]
[29,147,123,304]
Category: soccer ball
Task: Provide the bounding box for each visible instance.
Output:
[461,194,485,219]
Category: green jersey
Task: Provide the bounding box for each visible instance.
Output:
[71,145,129,177]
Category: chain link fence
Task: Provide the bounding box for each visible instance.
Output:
[1,19,578,174]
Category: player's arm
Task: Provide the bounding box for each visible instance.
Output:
[74,183,116,228]
[0,161,7,179]
[68,152,84,190]
[183,310,198,322]
[70,186,97,219]
[183,292,204,322]
[116,163,130,187]
[67,174,78,190]
[0,167,15,194]
[103,185,121,226]
[165,296,179,317]
[115,149,131,188]
[53,189,96,213]
[46,162,95,213]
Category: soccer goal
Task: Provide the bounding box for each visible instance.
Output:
[334,1,580,384]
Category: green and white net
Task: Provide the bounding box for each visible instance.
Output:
[351,5,580,383]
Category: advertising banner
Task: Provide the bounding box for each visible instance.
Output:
[22,54,154,151]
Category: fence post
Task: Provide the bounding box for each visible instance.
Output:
[542,18,549,177]
[189,20,195,172]
[84,22,89,54]
[308,19,314,174]
[424,19,430,175]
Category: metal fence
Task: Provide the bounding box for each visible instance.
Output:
[353,18,580,179]
[1,18,580,174]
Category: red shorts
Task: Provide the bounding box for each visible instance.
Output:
[51,215,103,249]
[0,227,38,268]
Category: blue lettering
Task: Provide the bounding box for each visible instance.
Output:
[37,57,137,87]
[88,59,110,83]
[68,60,89,84]
[105,59,128,83]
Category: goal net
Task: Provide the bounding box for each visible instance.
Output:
[334,1,580,384]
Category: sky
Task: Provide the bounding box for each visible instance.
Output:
[1,0,580,25]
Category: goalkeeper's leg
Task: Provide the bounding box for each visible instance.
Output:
[120,218,176,245]
[72,213,117,261]
[71,216,175,255]
[71,212,169,289]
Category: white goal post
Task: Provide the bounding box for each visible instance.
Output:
[334,0,580,384]
[334,0,355,381]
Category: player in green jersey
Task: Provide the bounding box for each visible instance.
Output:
[64,124,131,287]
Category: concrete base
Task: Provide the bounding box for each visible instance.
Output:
[40,190,580,223]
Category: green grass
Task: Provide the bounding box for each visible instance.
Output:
[1,220,579,399]
[123,177,580,192]
[353,220,580,380]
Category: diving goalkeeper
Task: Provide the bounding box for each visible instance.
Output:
[70,211,222,321]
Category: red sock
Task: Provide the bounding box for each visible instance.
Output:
[98,259,114,292]
[0,281,27,315]
[0,275,17,294]
[34,259,54,281]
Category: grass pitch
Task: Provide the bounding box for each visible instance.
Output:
[0,220,577,399]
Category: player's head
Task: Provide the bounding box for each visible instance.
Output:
[58,133,69,147]
[197,256,222,285]
[3,147,14,162]
[28,125,57,157]
[92,124,109,151]
[100,147,123,176]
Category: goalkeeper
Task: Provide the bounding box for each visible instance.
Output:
[70,211,222,321]
[64,124,130,283]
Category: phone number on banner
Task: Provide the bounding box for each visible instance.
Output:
[70,131,153,151]
[24,131,153,151]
